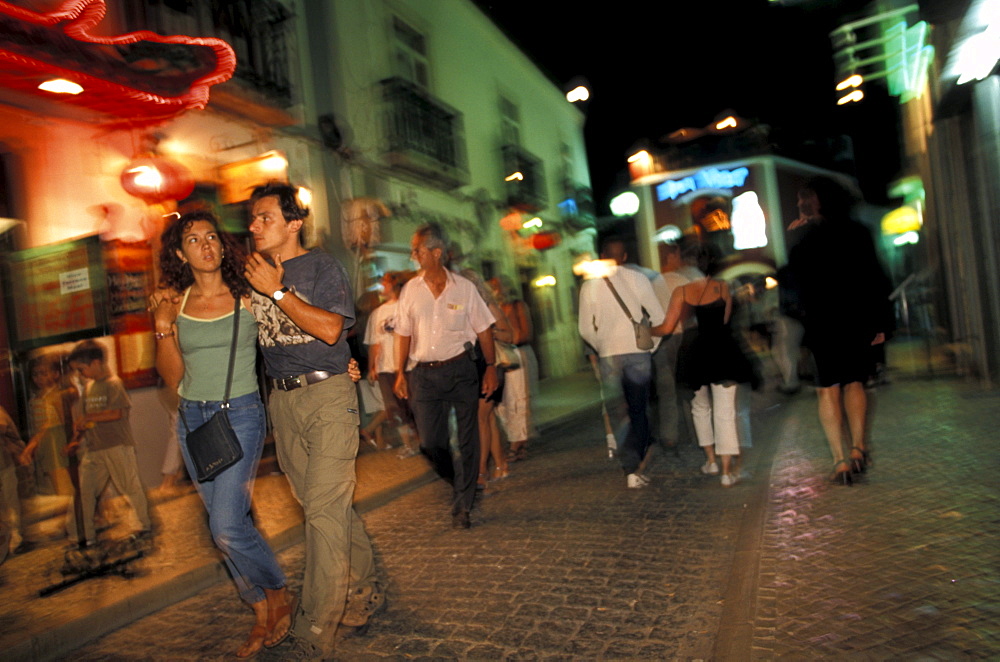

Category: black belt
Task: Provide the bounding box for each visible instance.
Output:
[416,353,468,369]
[272,371,333,391]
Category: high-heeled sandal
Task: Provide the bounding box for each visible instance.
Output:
[849,447,870,474]
[829,461,853,486]
[506,442,528,462]
[476,472,487,490]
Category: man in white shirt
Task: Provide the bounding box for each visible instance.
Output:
[578,238,665,488]
[393,224,498,528]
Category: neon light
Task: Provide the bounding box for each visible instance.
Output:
[609,191,640,216]
[38,78,82,94]
[125,165,164,190]
[653,225,682,244]
[655,167,750,201]
[731,192,768,250]
[836,74,863,90]
[505,171,524,181]
[533,275,556,287]
[523,217,542,229]
[557,198,578,216]
[628,150,649,164]
[715,116,737,130]
[566,86,590,102]
[296,187,312,208]
[837,89,865,104]
[893,231,919,246]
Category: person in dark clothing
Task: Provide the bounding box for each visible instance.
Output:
[785,177,893,485]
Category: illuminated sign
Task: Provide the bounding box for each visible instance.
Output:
[731,192,768,250]
[656,167,750,201]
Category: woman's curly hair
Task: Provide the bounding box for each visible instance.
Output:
[158,211,250,298]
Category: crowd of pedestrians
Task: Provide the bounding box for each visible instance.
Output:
[0,175,892,660]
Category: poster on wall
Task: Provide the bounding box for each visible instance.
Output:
[2,235,109,351]
[104,239,157,388]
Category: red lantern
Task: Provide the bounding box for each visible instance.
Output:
[120,155,195,204]
[530,231,561,251]
[499,211,523,231]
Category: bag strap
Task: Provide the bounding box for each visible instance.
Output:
[179,296,241,433]
[603,276,638,324]
[221,295,241,408]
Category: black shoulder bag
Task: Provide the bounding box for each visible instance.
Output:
[181,297,245,482]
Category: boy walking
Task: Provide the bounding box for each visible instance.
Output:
[67,340,151,546]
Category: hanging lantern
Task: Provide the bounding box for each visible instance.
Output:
[120,155,195,204]
[530,231,561,251]
[499,211,523,231]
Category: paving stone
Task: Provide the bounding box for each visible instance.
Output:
[31,375,999,661]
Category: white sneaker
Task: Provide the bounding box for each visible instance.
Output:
[701,461,720,475]
[626,473,648,489]
[721,473,738,487]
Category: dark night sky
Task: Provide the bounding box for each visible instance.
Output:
[474,0,902,212]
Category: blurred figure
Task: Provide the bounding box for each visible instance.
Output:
[785,177,893,485]
[153,387,186,497]
[578,237,665,489]
[651,241,696,456]
[490,275,536,464]
[447,244,512,490]
[364,271,420,458]
[66,340,152,545]
[1,405,27,555]
[20,353,75,496]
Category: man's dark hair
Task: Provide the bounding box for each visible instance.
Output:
[599,236,626,260]
[68,340,105,365]
[415,222,448,252]
[250,183,310,222]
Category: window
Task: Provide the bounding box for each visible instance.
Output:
[392,16,429,88]
[500,96,521,147]
[381,78,468,189]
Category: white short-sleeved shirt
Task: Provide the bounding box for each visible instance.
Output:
[395,271,495,367]
[578,264,666,358]
[364,300,399,374]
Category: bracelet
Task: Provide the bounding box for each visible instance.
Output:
[154,331,174,340]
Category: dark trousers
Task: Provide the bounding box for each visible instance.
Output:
[408,355,480,515]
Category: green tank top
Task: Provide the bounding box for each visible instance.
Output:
[176,292,259,401]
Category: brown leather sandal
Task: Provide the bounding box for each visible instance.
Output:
[264,593,298,649]
[236,624,268,659]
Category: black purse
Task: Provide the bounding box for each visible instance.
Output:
[181,297,244,482]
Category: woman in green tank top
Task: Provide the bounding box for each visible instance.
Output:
[152,212,295,657]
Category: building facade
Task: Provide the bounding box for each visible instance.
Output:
[0,0,594,488]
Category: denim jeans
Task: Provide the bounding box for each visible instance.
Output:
[178,391,285,604]
[600,353,653,475]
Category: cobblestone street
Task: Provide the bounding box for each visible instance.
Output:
[64,376,1000,660]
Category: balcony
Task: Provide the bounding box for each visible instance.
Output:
[122,0,293,108]
[380,77,469,189]
[502,145,546,211]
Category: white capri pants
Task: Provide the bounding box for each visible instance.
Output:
[691,383,740,457]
